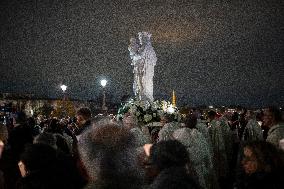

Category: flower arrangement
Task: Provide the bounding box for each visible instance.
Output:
[117,99,180,124]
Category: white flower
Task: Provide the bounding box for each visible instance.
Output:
[157,110,164,117]
[152,101,160,109]
[136,111,141,117]
[167,105,175,114]
[129,105,137,114]
[134,100,140,106]
[118,99,180,125]
[140,101,150,110]
[144,114,152,122]
[174,113,178,119]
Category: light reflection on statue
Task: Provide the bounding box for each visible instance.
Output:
[128,32,157,102]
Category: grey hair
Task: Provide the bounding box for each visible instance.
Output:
[78,120,144,184]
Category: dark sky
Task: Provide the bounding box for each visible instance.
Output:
[0,0,283,107]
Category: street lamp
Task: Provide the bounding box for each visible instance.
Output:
[60,85,67,93]
[60,84,67,117]
[100,79,108,112]
[60,84,68,101]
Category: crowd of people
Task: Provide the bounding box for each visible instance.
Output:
[0,106,284,189]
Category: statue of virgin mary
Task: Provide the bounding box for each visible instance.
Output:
[128,32,157,102]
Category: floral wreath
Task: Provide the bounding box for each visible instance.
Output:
[117,99,180,125]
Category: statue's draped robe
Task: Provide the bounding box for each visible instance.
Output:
[139,41,157,102]
[129,33,157,102]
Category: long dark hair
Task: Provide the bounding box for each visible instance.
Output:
[243,141,284,173]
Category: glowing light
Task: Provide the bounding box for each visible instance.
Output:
[162,101,167,112]
[60,85,67,92]
[100,79,107,87]
[167,105,175,114]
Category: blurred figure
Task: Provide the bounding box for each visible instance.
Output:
[235,141,284,189]
[2,112,33,189]
[242,110,263,142]
[238,108,248,141]
[0,140,5,189]
[123,112,150,147]
[26,117,40,137]
[158,114,180,142]
[78,120,144,189]
[144,113,175,144]
[74,107,92,141]
[33,132,57,149]
[8,111,33,157]
[16,143,58,189]
[263,107,284,148]
[227,111,241,187]
[196,117,212,150]
[147,140,201,189]
[54,133,72,155]
[32,134,86,189]
[207,110,229,186]
[279,138,284,151]
[0,123,8,146]
[173,114,216,189]
[218,108,233,174]
[229,112,240,141]
[45,118,62,134]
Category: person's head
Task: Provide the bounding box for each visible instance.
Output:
[15,111,27,125]
[184,114,197,129]
[0,123,8,144]
[18,143,57,177]
[219,107,226,114]
[27,117,36,127]
[245,110,256,121]
[241,141,284,175]
[263,107,282,128]
[123,112,138,130]
[33,132,57,149]
[146,140,201,189]
[54,133,71,154]
[78,120,142,184]
[256,110,264,121]
[149,140,190,172]
[76,107,92,126]
[231,112,239,122]
[160,114,174,127]
[48,118,61,133]
[207,110,216,122]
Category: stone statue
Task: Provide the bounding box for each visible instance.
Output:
[128,37,143,100]
[128,32,157,102]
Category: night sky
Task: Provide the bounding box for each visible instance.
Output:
[0,0,283,107]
